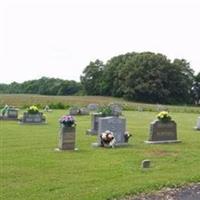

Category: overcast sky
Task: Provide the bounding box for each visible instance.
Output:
[0,0,200,84]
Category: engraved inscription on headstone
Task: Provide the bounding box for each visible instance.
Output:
[20,112,45,124]
[146,120,181,144]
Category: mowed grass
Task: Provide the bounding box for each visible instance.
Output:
[1,110,200,200]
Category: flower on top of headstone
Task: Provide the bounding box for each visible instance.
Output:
[100,130,116,148]
[27,105,39,114]
[59,115,76,127]
[157,111,171,122]
[97,105,113,117]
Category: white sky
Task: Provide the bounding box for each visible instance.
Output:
[0,0,200,84]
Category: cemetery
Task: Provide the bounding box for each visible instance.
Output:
[1,97,200,200]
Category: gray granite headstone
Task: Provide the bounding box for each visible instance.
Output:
[20,112,46,124]
[6,108,18,119]
[59,126,76,150]
[95,116,127,146]
[86,113,102,135]
[141,160,151,169]
[87,104,99,111]
[109,103,122,116]
[195,117,200,130]
[145,120,181,144]
[69,107,80,115]
[80,107,89,115]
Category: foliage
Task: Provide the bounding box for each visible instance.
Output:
[81,52,196,104]
[191,72,200,105]
[27,105,39,114]
[80,59,105,95]
[0,94,199,114]
[97,105,113,117]
[157,111,172,122]
[59,115,76,127]
[0,77,82,96]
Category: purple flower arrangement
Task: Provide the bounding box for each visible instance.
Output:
[59,115,76,127]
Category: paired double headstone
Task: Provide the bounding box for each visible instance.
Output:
[20,112,46,124]
[145,120,181,144]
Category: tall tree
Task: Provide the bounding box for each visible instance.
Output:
[80,59,105,95]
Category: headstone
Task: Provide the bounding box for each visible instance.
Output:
[156,104,168,112]
[5,108,18,119]
[195,117,200,130]
[87,104,99,111]
[141,160,151,169]
[59,126,76,150]
[69,107,80,115]
[0,107,18,120]
[137,106,143,112]
[109,103,122,116]
[92,116,128,147]
[80,107,89,115]
[20,112,46,124]
[145,120,181,144]
[86,113,102,135]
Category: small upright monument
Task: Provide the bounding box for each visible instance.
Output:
[58,115,76,150]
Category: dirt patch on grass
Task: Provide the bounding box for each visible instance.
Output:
[145,149,179,158]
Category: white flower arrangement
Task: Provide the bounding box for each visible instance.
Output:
[100,130,116,148]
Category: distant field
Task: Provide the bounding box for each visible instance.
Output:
[1,110,200,200]
[0,94,199,113]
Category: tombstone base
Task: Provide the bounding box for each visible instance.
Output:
[194,127,200,131]
[0,116,18,121]
[86,129,98,135]
[19,121,47,125]
[92,142,129,148]
[54,147,78,151]
[145,140,181,144]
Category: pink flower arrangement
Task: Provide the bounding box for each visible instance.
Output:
[59,115,75,127]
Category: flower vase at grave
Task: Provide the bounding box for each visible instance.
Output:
[59,125,76,150]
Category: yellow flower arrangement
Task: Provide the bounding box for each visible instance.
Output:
[27,105,39,114]
[157,111,171,122]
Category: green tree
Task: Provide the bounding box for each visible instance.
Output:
[80,59,105,95]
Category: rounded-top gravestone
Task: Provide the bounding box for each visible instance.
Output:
[109,103,122,116]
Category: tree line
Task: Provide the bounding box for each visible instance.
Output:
[80,52,200,105]
[0,51,199,105]
[0,77,82,96]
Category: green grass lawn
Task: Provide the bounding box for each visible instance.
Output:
[1,110,200,200]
